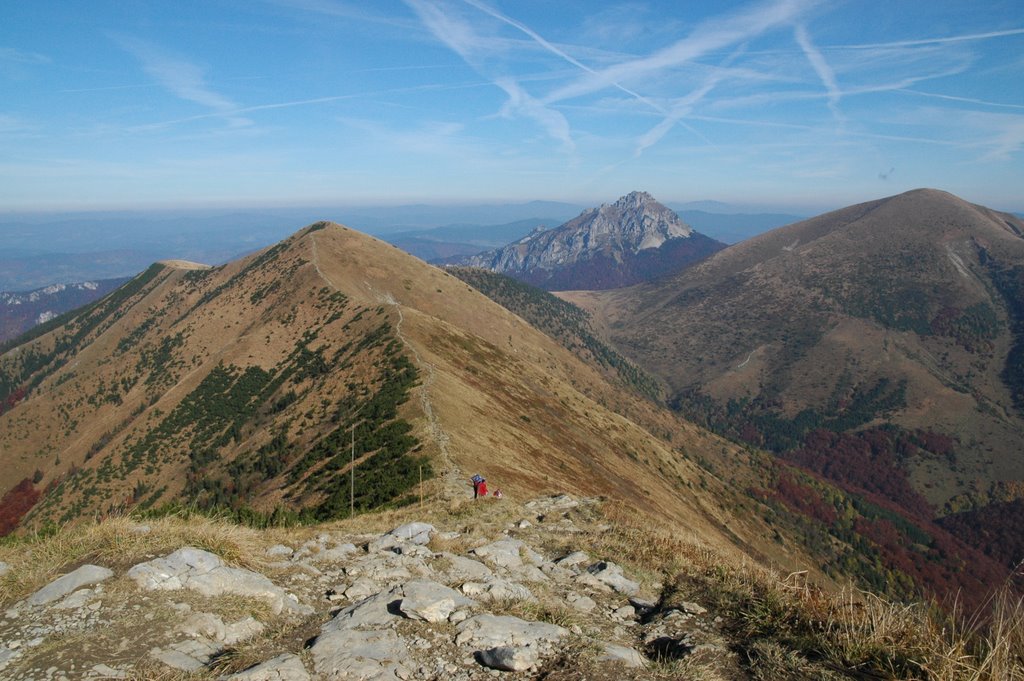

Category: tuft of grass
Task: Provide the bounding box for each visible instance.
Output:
[206,614,322,677]
[495,598,583,629]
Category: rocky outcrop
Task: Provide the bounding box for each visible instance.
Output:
[128,546,310,615]
[0,496,731,679]
[462,192,725,290]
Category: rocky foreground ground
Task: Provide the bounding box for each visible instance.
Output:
[0,495,746,680]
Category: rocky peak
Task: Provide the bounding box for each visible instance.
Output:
[572,191,692,253]
[464,191,698,284]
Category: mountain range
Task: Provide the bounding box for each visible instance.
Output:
[1,187,1021,626]
[0,278,128,343]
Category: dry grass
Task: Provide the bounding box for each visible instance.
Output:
[591,499,1024,681]
[0,513,267,605]
[489,597,585,630]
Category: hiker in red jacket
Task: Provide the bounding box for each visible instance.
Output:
[471,474,487,499]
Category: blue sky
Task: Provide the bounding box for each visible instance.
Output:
[2,0,1023,212]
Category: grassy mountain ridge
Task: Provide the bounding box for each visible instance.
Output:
[0,225,433,528]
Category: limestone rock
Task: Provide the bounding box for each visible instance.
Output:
[227,653,310,680]
[266,545,294,558]
[343,577,381,602]
[181,612,264,645]
[388,522,435,545]
[555,551,589,568]
[324,589,402,632]
[477,646,539,672]
[127,547,309,615]
[580,561,639,596]
[599,643,647,668]
[311,628,411,680]
[461,579,535,603]
[455,614,567,649]
[471,538,543,569]
[310,543,357,563]
[437,553,493,583]
[512,564,548,583]
[565,592,597,612]
[27,564,113,607]
[398,580,476,623]
[152,638,220,671]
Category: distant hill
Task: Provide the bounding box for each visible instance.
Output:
[461,192,726,290]
[384,218,554,263]
[0,203,585,290]
[569,189,1024,503]
[674,209,805,244]
[0,278,130,343]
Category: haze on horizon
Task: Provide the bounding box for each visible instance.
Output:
[2,0,1023,213]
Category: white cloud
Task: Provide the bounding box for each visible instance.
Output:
[543,0,819,104]
[404,0,577,151]
[967,111,1024,161]
[113,36,252,127]
[832,27,1024,50]
[0,47,50,64]
[495,78,574,152]
[793,24,842,121]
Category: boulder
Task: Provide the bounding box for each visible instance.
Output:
[461,579,535,603]
[471,539,543,569]
[599,643,647,668]
[455,614,567,649]
[477,646,539,672]
[437,553,493,583]
[27,564,113,607]
[579,561,639,596]
[555,551,590,568]
[311,628,411,680]
[397,580,476,623]
[388,522,435,545]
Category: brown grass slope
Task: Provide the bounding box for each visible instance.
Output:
[565,189,1024,510]
[0,222,811,576]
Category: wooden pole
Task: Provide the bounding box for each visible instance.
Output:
[350,425,355,518]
